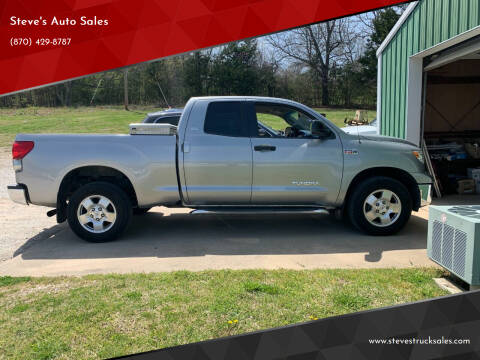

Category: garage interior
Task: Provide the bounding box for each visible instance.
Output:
[422,37,480,197]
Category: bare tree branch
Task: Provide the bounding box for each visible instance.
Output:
[266,18,365,105]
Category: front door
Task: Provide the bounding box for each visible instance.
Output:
[182,100,253,205]
[248,101,343,205]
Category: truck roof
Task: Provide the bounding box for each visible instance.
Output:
[188,96,309,109]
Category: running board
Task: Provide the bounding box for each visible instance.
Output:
[189,208,330,215]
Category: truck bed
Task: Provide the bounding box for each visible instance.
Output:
[14,133,181,207]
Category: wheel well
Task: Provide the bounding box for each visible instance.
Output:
[343,167,421,211]
[57,166,138,222]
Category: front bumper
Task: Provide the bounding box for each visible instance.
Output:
[419,184,432,207]
[7,185,29,205]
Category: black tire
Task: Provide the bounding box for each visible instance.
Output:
[133,207,151,215]
[347,176,412,236]
[67,182,132,242]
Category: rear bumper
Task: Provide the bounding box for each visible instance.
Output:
[7,185,29,205]
[419,184,432,207]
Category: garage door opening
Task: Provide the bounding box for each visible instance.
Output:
[423,39,480,196]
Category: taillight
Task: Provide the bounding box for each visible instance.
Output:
[12,141,34,160]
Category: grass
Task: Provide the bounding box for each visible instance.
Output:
[0,106,152,148]
[0,106,376,147]
[315,107,376,128]
[0,268,446,359]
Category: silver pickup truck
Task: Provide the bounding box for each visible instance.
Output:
[8,96,432,242]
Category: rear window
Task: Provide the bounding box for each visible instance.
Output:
[154,116,180,126]
[204,102,248,137]
[143,115,155,123]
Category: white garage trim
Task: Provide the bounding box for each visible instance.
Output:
[411,25,480,59]
[376,53,382,135]
[404,25,480,146]
[376,2,419,56]
[424,37,480,71]
[405,57,423,146]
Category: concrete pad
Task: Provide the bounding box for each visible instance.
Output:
[433,278,464,294]
[0,206,439,276]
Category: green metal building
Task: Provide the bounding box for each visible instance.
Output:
[377,0,480,146]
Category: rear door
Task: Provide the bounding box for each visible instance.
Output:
[248,101,343,205]
[182,100,253,205]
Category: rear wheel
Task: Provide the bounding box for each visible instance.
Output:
[347,177,412,236]
[67,182,132,242]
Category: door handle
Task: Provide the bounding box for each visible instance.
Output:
[254,145,276,152]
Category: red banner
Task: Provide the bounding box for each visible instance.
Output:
[0,0,409,95]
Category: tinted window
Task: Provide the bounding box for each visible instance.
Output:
[204,102,248,137]
[143,115,155,123]
[154,116,180,126]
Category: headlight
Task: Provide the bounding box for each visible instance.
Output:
[412,150,424,163]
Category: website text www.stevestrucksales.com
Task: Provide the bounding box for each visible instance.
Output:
[369,337,471,345]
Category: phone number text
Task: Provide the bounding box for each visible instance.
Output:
[10,38,72,47]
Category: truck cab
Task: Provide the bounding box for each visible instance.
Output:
[178,97,343,206]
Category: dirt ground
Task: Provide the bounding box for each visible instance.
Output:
[2,148,477,276]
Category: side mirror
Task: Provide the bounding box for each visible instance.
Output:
[311,120,333,139]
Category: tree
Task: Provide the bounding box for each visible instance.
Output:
[267,19,357,106]
[183,51,211,97]
[123,69,129,111]
[256,50,278,97]
[211,40,259,95]
[358,8,401,87]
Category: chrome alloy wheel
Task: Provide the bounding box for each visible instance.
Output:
[77,195,117,233]
[363,189,402,228]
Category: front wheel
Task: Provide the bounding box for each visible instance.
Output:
[67,182,132,242]
[347,177,412,236]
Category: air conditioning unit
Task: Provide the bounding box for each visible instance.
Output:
[427,205,480,287]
